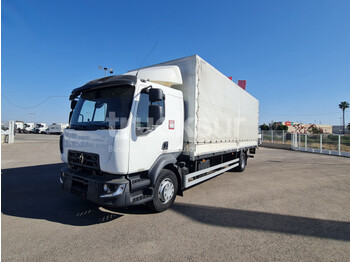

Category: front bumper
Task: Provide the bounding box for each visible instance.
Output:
[60,167,132,207]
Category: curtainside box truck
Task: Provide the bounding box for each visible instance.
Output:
[60,55,259,212]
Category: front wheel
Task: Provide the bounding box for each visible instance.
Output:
[147,169,178,212]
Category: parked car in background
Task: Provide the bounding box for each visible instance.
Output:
[1,124,10,135]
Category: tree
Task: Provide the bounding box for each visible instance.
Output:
[260,124,269,130]
[339,101,349,134]
[307,124,323,134]
[347,123,350,131]
[277,125,288,131]
[270,122,280,130]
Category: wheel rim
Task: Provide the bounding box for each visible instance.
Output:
[158,178,175,204]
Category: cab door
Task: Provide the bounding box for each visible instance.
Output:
[128,87,168,173]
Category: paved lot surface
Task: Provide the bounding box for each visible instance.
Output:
[2,134,350,261]
[12,133,60,143]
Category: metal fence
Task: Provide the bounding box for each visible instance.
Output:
[261,130,350,157]
[261,130,291,145]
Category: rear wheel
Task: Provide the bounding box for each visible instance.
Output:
[234,151,247,172]
[147,169,178,212]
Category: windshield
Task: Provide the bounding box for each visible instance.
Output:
[36,124,43,128]
[70,85,135,130]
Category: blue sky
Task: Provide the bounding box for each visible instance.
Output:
[2,0,350,125]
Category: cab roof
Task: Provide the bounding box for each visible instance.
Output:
[70,75,137,100]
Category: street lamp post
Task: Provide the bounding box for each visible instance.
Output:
[29,113,35,122]
[98,66,114,77]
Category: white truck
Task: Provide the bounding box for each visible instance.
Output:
[34,123,48,134]
[48,123,69,134]
[15,121,25,133]
[24,123,35,133]
[60,55,259,212]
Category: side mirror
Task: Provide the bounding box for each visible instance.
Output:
[148,105,163,126]
[71,100,78,110]
[149,88,163,102]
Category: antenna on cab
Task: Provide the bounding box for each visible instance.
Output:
[136,42,158,77]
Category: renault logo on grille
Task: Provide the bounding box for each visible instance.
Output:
[79,153,84,164]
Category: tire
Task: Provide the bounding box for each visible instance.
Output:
[234,151,247,172]
[147,169,178,212]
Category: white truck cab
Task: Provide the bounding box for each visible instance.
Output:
[15,121,25,133]
[61,71,184,211]
[24,123,35,133]
[35,123,48,134]
[60,56,259,212]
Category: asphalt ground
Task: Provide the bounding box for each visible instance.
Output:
[1,134,350,261]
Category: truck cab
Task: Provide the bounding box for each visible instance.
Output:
[35,123,48,134]
[24,123,35,133]
[61,69,184,212]
[15,121,25,133]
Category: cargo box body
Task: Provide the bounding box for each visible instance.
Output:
[144,55,259,159]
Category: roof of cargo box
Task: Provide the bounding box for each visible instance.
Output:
[70,75,137,100]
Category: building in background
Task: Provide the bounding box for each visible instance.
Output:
[332,125,350,134]
[277,121,333,134]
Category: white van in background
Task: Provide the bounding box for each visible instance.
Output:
[48,123,69,134]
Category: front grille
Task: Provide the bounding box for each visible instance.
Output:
[68,150,100,170]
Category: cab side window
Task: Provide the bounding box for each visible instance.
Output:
[136,92,165,134]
